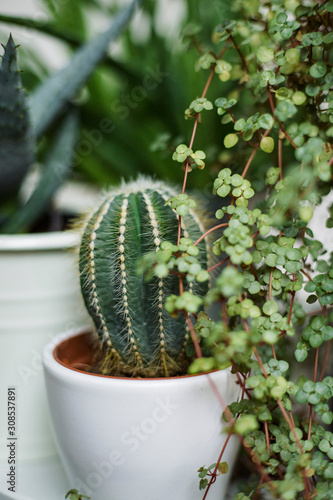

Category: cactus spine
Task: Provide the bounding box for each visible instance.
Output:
[79,177,208,377]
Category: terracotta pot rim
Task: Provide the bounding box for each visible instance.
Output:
[53,330,224,381]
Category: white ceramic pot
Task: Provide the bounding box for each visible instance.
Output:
[0,231,92,464]
[43,330,242,500]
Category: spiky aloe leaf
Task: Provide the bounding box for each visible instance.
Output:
[0,35,35,199]
[79,178,209,377]
[30,0,141,138]
[1,111,79,234]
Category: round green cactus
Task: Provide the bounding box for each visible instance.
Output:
[79,177,209,377]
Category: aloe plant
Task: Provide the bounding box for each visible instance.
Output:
[79,177,208,377]
[0,0,141,234]
[0,35,34,203]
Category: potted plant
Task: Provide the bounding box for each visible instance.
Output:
[43,176,243,500]
[44,0,333,498]
[0,0,140,466]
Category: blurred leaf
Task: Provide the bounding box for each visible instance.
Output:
[1,111,79,233]
[30,0,142,138]
[0,35,35,199]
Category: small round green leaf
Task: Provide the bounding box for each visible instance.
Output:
[292,91,306,105]
[263,300,279,316]
[258,114,274,130]
[257,46,274,63]
[260,137,275,153]
[310,62,327,78]
[224,133,239,148]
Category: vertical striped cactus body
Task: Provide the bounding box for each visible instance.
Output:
[79,178,208,377]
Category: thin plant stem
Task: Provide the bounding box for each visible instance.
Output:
[253,475,265,500]
[308,406,313,441]
[268,268,273,300]
[183,311,202,361]
[241,128,272,178]
[264,421,271,454]
[201,68,215,99]
[177,67,215,246]
[253,347,269,378]
[307,347,320,442]
[207,256,230,274]
[266,84,297,149]
[194,223,229,247]
[278,127,283,180]
[319,340,331,381]
[202,433,233,500]
[313,347,319,382]
[287,291,295,325]
[229,33,249,73]
[277,400,304,454]
[289,411,296,429]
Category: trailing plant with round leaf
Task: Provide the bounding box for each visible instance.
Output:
[142,0,333,498]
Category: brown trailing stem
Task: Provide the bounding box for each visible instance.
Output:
[253,476,265,500]
[266,84,297,149]
[253,346,269,377]
[241,127,272,179]
[250,263,259,281]
[229,33,249,74]
[221,298,228,329]
[251,229,260,240]
[183,311,202,361]
[194,222,229,247]
[207,256,230,274]
[276,400,305,455]
[232,366,252,399]
[203,421,278,500]
[313,347,319,382]
[319,340,331,381]
[268,268,273,301]
[201,67,215,99]
[308,406,313,442]
[201,433,233,500]
[287,290,296,325]
[300,268,313,281]
[264,421,271,454]
[177,66,214,246]
[278,127,283,180]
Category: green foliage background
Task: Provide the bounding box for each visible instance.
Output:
[0,0,235,190]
